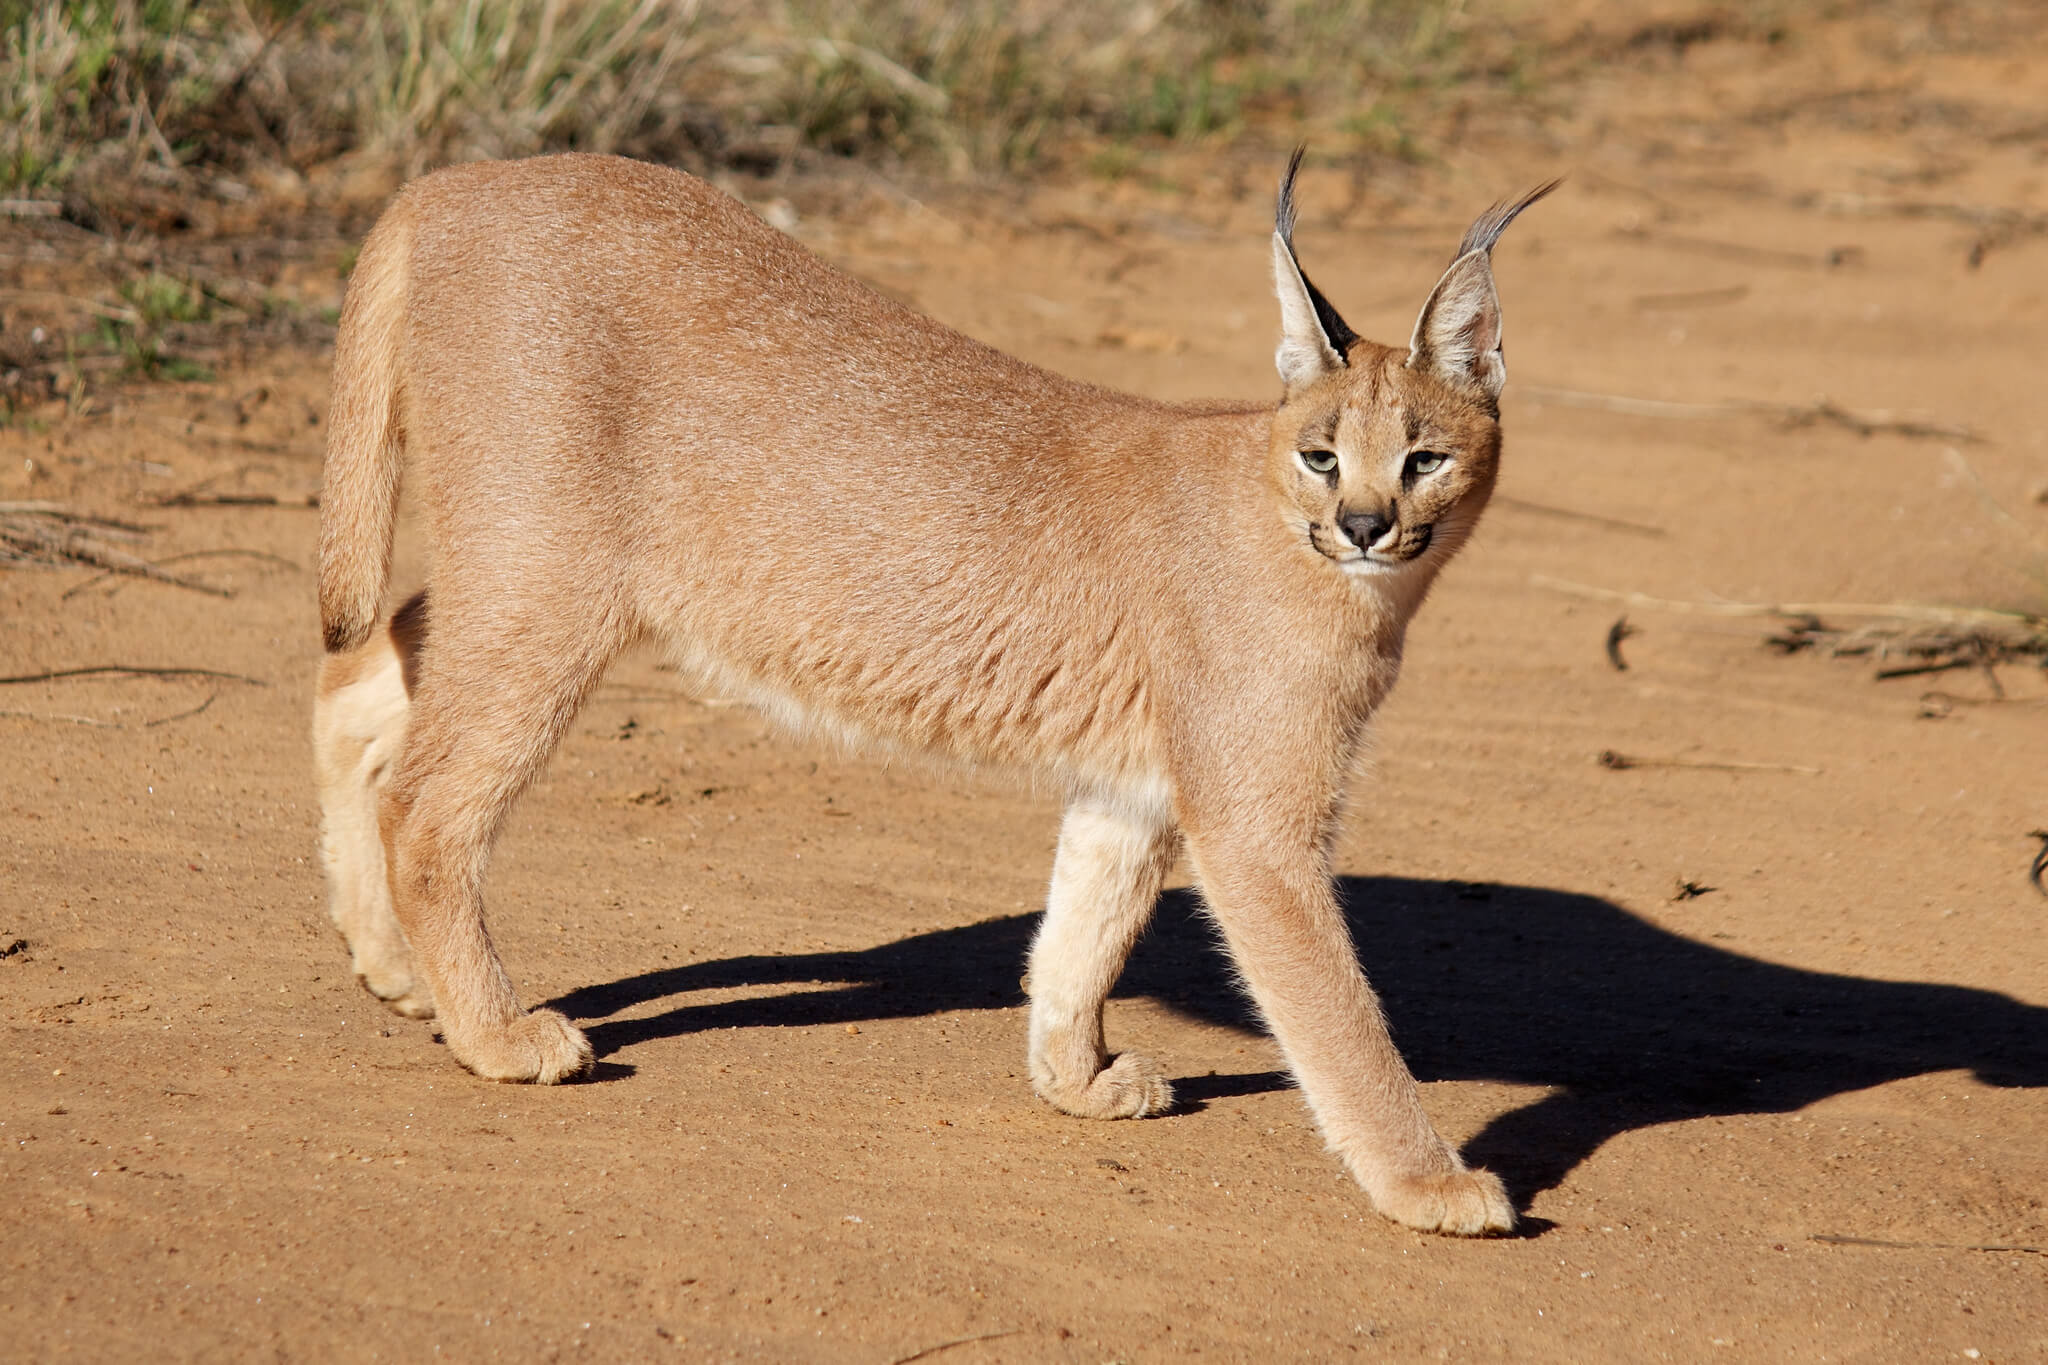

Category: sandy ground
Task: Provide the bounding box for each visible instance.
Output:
[4,8,2046,1362]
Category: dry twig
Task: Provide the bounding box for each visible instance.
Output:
[144,489,320,508]
[1517,385,1979,443]
[0,665,266,687]
[889,1329,1022,1364]
[1802,192,2048,269]
[1531,576,2040,632]
[1633,284,1750,311]
[1495,495,1665,538]
[0,707,120,728]
[1613,224,1862,271]
[1599,749,1821,776]
[62,548,300,599]
[0,502,232,596]
[0,500,152,536]
[1767,616,2041,690]
[1917,692,2048,718]
[1811,1233,2046,1254]
[1555,579,2047,694]
[0,288,140,324]
[138,415,318,458]
[0,691,221,730]
[1605,616,1638,671]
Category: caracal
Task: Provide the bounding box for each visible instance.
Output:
[314,151,1554,1236]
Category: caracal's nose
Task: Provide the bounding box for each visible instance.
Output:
[1341,508,1394,551]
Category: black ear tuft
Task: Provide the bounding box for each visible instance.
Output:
[1452,179,1563,262]
[1275,146,1360,359]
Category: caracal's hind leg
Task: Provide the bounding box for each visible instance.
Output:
[379,581,630,1084]
[1026,794,1178,1119]
[313,592,432,1018]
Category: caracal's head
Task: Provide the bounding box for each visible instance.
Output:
[1265,151,1556,582]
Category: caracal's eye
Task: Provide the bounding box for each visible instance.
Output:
[1298,449,1339,475]
[1405,451,1448,480]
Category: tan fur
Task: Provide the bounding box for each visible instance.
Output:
[312,152,1553,1235]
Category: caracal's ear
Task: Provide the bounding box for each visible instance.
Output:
[1407,179,1562,406]
[1272,147,1359,392]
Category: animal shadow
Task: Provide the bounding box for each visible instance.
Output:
[550,876,2048,1203]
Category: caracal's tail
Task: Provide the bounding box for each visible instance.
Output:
[319,203,414,654]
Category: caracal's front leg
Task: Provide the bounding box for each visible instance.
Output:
[1182,804,1514,1236]
[1026,794,1179,1119]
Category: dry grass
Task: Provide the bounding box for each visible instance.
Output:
[1,0,1515,211]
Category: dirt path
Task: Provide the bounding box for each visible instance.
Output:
[4,11,2046,1362]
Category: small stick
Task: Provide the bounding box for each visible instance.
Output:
[0,708,121,728]
[137,415,317,458]
[1781,398,1979,443]
[1495,495,1666,538]
[1519,385,1755,421]
[0,502,155,535]
[1941,448,2041,542]
[142,692,220,728]
[2028,830,2047,899]
[0,665,266,687]
[62,548,301,599]
[143,490,320,508]
[1632,284,1750,311]
[1811,1233,2046,1254]
[0,287,140,324]
[1529,576,2041,630]
[1599,749,1821,776]
[1612,224,1850,271]
[0,692,220,730]
[1,513,232,595]
[1605,616,1637,671]
[1919,691,2046,712]
[1874,658,1977,681]
[1516,385,1979,443]
[57,546,231,596]
[889,1330,1022,1364]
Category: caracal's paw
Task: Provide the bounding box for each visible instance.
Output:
[449,1008,594,1085]
[1032,1051,1174,1120]
[1373,1164,1515,1237]
[346,938,435,1019]
[355,964,436,1020]
[375,983,437,1020]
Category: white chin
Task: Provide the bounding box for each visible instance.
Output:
[1340,555,1400,577]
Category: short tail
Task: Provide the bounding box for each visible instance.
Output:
[318,204,414,654]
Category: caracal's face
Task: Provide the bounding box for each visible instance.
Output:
[1269,345,1502,580]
